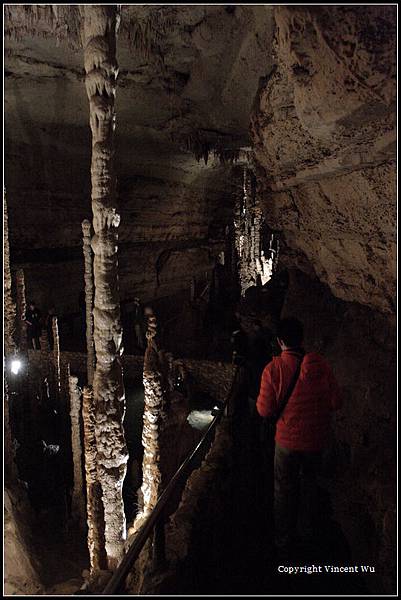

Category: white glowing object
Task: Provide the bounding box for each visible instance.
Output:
[11,360,22,375]
[187,410,214,431]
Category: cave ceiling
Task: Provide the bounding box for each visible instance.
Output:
[4,5,274,181]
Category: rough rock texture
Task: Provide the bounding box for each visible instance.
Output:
[135,316,164,526]
[234,168,275,296]
[130,419,232,595]
[68,370,85,523]
[82,385,108,575]
[4,6,273,321]
[15,268,27,350]
[52,315,61,396]
[82,220,95,385]
[4,192,17,355]
[4,488,43,595]
[281,268,396,594]
[250,6,396,593]
[251,5,396,315]
[4,193,18,482]
[82,5,128,569]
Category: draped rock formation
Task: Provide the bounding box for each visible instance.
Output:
[82,220,96,386]
[81,5,129,568]
[68,370,85,523]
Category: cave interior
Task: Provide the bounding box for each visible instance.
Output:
[3,4,397,597]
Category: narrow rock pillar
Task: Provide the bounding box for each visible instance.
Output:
[52,316,61,399]
[4,191,17,356]
[4,192,17,482]
[82,219,95,386]
[81,5,128,568]
[15,269,27,351]
[82,386,107,574]
[68,368,85,523]
[139,316,163,518]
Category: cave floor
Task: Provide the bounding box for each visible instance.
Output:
[193,404,370,596]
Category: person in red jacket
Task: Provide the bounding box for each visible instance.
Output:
[256,317,342,557]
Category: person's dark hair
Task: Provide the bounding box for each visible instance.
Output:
[277,317,303,347]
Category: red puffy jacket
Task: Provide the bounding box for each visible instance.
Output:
[256,349,342,452]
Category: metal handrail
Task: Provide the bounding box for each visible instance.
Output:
[101,365,241,595]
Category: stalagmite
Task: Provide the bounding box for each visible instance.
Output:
[4,191,17,356]
[234,167,274,295]
[131,315,164,534]
[52,316,61,398]
[81,5,128,568]
[15,269,27,350]
[68,368,85,523]
[4,191,17,481]
[82,219,95,386]
[82,386,107,575]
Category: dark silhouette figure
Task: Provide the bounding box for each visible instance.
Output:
[133,298,146,350]
[25,301,42,349]
[247,320,273,401]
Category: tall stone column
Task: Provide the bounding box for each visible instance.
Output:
[4,191,16,356]
[137,316,163,522]
[15,269,27,350]
[4,191,17,482]
[82,386,107,574]
[82,219,95,386]
[68,368,85,524]
[81,5,128,569]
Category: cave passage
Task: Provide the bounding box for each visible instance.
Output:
[4,4,396,597]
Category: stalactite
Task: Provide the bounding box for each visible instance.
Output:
[52,316,61,398]
[15,269,27,350]
[234,167,275,296]
[4,5,82,50]
[82,220,96,386]
[82,386,107,575]
[68,368,85,524]
[81,5,128,569]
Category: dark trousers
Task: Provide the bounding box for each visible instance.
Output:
[274,443,321,550]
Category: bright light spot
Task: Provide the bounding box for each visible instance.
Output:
[187,410,214,431]
[11,360,22,375]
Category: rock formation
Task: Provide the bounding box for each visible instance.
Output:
[81,5,129,569]
[251,5,396,315]
[82,220,95,386]
[4,191,17,355]
[250,5,396,593]
[68,370,85,523]
[133,315,164,530]
[3,4,397,594]
[82,385,108,575]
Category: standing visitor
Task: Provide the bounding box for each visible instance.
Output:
[256,317,342,559]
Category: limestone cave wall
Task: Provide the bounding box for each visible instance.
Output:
[5,139,235,317]
[250,5,396,593]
